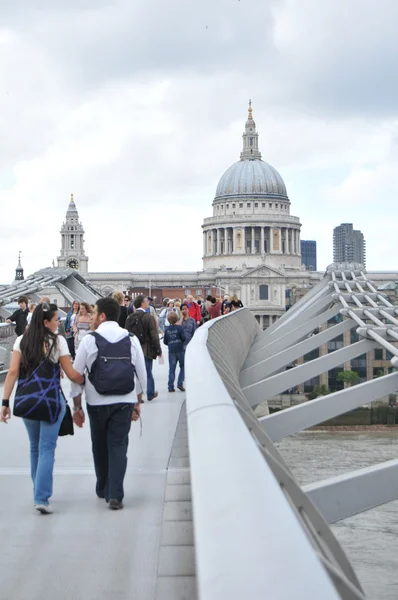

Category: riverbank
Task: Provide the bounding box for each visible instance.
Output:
[310,424,398,432]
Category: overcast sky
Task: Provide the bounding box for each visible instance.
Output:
[1,0,398,283]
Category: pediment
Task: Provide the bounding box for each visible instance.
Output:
[243,265,284,278]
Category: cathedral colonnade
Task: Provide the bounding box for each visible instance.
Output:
[203,226,301,257]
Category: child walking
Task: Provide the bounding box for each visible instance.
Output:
[163,312,186,392]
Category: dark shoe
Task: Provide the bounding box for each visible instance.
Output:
[177,385,185,392]
[109,499,124,510]
[168,388,175,392]
[148,391,159,402]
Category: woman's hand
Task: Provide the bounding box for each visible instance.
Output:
[0,407,11,423]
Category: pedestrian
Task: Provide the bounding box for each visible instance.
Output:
[64,300,80,359]
[158,299,168,338]
[174,300,182,320]
[112,291,128,328]
[71,298,146,510]
[26,303,37,327]
[39,297,67,338]
[125,295,162,402]
[163,312,186,392]
[164,300,177,330]
[6,295,29,335]
[221,295,229,315]
[197,299,208,324]
[179,303,196,346]
[186,295,202,327]
[74,302,92,353]
[0,302,84,514]
[146,297,159,326]
[224,294,244,314]
[208,296,222,320]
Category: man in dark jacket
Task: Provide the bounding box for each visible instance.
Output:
[6,295,29,335]
[125,295,162,402]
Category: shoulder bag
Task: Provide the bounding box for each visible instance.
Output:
[13,347,63,424]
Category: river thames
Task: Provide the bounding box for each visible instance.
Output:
[277,431,398,600]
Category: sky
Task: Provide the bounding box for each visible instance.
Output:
[1,0,398,283]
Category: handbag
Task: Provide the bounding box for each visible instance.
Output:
[13,354,63,424]
[58,396,74,437]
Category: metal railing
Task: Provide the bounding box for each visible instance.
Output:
[186,264,398,599]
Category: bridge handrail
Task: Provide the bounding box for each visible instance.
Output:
[185,311,342,600]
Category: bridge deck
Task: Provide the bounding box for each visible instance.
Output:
[0,355,193,600]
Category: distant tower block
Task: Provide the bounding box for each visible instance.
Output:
[57,193,89,275]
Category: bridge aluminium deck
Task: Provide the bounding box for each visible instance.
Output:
[0,357,191,600]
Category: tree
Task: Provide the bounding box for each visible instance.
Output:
[337,370,360,388]
[306,384,330,401]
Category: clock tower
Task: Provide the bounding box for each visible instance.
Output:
[57,194,89,276]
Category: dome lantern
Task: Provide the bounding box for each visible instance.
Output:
[240,99,262,161]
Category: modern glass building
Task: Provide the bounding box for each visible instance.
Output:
[300,240,317,271]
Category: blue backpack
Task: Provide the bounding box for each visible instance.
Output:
[88,332,135,396]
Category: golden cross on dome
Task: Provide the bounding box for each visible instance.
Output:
[71,193,74,202]
[248,99,253,119]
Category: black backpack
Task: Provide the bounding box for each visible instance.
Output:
[88,332,135,396]
[125,312,146,346]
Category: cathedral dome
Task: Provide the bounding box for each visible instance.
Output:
[214,100,288,201]
[215,159,287,200]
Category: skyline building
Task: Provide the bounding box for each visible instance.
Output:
[333,223,366,267]
[300,240,317,271]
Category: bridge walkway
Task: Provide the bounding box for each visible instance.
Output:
[0,353,195,600]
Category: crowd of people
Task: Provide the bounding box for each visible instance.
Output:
[1,290,242,514]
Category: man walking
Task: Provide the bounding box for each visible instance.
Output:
[186,294,202,327]
[126,295,162,402]
[208,296,222,320]
[179,303,196,346]
[6,295,29,335]
[71,297,147,510]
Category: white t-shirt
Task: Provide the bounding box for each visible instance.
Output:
[13,334,70,363]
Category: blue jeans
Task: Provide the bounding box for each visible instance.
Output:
[145,356,155,399]
[23,400,66,506]
[87,403,134,502]
[168,350,185,390]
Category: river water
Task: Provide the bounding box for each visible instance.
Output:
[276,432,398,600]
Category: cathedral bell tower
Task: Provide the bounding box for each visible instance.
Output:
[57,194,89,276]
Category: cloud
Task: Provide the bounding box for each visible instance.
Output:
[0,0,398,285]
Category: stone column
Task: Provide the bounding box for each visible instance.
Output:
[251,227,255,254]
[217,229,221,255]
[296,230,299,254]
[224,228,227,254]
[203,231,207,256]
[261,226,265,254]
[210,230,215,255]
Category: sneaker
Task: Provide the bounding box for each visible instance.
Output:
[35,504,53,515]
[177,385,185,392]
[148,391,159,402]
[168,388,175,392]
[109,499,124,510]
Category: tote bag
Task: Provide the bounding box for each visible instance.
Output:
[13,359,63,424]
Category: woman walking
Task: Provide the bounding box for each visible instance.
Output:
[64,300,80,360]
[73,301,92,353]
[0,303,84,513]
